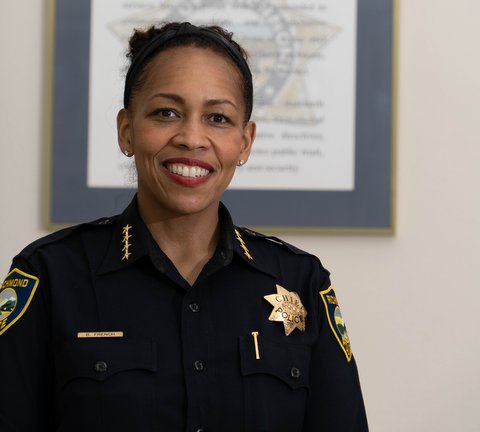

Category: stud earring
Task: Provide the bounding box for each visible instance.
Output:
[237,160,246,166]
[124,150,130,156]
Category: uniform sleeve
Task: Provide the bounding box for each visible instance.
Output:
[303,274,369,431]
[0,258,54,431]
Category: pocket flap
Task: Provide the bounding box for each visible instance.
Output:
[239,334,310,390]
[56,338,157,386]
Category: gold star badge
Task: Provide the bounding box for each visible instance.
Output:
[264,284,307,336]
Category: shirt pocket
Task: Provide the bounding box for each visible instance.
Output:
[239,334,310,432]
[54,338,157,431]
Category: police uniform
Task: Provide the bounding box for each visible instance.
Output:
[0,197,368,431]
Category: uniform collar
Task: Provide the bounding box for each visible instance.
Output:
[97,197,154,275]
[97,197,257,276]
[231,225,278,278]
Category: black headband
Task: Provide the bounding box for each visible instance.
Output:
[123,22,253,120]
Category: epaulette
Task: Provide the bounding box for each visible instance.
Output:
[236,226,331,276]
[236,226,314,256]
[17,216,116,260]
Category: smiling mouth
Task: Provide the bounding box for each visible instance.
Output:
[165,163,211,179]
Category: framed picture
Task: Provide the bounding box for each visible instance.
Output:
[46,0,395,233]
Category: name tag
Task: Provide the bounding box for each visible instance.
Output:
[77,331,124,338]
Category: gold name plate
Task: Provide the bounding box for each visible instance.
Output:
[77,331,124,338]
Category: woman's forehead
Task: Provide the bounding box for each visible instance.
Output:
[149,45,241,72]
[141,47,244,96]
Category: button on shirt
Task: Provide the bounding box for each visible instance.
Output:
[0,197,368,431]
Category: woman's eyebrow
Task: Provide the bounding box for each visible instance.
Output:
[150,93,237,110]
[150,92,184,103]
[205,98,238,110]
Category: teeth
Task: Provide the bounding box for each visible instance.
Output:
[166,164,210,179]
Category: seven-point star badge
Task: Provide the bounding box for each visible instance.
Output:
[264,284,307,336]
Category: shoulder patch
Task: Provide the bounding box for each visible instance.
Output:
[0,268,39,335]
[320,286,352,362]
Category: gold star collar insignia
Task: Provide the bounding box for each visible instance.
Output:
[121,224,132,261]
[234,229,253,260]
[264,284,307,336]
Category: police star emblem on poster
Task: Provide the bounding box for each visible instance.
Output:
[88,0,357,192]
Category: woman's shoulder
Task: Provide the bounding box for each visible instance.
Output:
[16,215,119,262]
[234,226,330,276]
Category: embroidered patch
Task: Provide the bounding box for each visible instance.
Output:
[0,268,39,335]
[320,286,352,362]
[264,284,307,336]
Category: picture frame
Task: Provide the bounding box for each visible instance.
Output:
[45,0,395,233]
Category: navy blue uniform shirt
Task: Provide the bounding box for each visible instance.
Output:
[0,198,368,431]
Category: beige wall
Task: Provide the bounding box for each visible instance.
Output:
[1,1,479,430]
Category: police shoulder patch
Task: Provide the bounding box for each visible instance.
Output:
[0,268,39,335]
[320,286,352,362]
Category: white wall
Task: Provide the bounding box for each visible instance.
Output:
[1,1,479,430]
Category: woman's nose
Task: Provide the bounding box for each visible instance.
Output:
[173,117,210,150]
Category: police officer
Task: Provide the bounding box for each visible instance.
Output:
[0,22,368,431]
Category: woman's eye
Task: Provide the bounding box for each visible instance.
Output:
[154,109,177,118]
[209,113,228,124]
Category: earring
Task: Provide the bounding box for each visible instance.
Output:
[237,160,246,166]
[124,150,130,156]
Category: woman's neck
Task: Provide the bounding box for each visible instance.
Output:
[139,202,220,285]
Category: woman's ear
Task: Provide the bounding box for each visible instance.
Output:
[239,120,256,162]
[117,108,133,155]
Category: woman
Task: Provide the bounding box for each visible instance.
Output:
[0,22,368,431]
